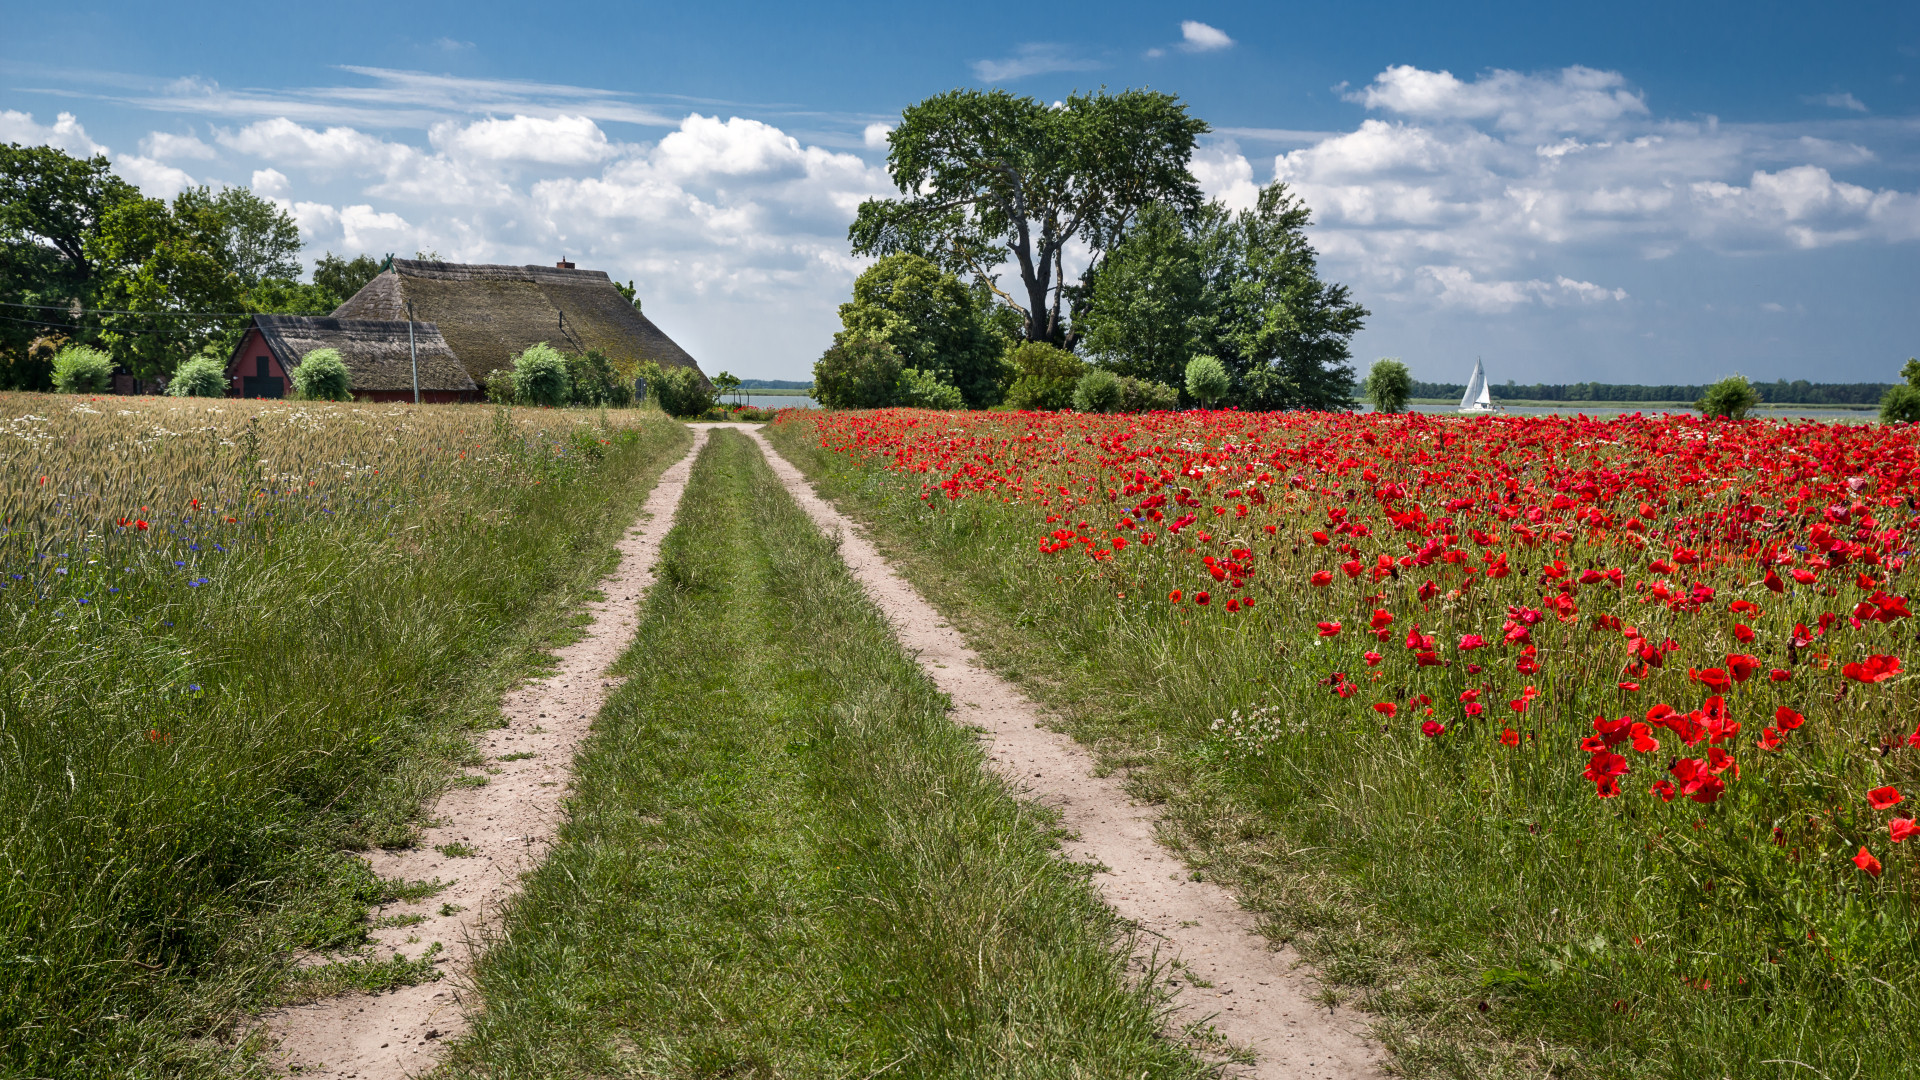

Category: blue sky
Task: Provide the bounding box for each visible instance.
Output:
[3,0,1916,385]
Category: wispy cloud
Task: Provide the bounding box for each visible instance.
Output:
[1803,91,1868,112]
[1179,21,1234,52]
[970,44,1102,82]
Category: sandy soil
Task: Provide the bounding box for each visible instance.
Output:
[741,424,1384,1079]
[262,429,709,1079]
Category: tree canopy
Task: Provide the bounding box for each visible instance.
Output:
[850,88,1208,346]
[1075,182,1367,411]
[0,142,375,388]
[836,252,1010,408]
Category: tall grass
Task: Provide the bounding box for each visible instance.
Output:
[768,411,1920,1080]
[448,429,1208,1078]
[0,394,691,1077]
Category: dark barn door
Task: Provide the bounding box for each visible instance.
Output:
[242,355,283,398]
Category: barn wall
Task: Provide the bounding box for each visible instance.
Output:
[226,330,289,399]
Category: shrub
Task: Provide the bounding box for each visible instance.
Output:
[483,368,517,405]
[1185,354,1230,407]
[896,367,965,410]
[50,345,114,394]
[1072,369,1124,413]
[291,348,352,401]
[638,362,716,418]
[166,356,227,397]
[1003,342,1085,411]
[513,343,572,407]
[1364,358,1413,414]
[813,332,904,409]
[1880,359,1920,424]
[1116,376,1180,413]
[1696,374,1759,420]
[565,349,629,406]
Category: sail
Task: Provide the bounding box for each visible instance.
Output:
[1460,359,1487,410]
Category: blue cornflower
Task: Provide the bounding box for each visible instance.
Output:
[188,684,201,692]
[174,561,185,567]
[162,620,174,627]
[188,544,200,552]
[77,598,89,605]
[54,568,67,575]
[108,587,119,594]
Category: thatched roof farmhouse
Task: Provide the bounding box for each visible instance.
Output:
[332,259,705,388]
[226,315,477,402]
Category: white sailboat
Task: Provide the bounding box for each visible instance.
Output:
[1458,358,1497,413]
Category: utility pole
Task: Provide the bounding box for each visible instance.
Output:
[406,300,420,405]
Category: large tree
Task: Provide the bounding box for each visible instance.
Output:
[1075,183,1368,411]
[0,144,141,387]
[850,88,1208,346]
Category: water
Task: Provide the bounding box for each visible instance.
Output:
[726,394,818,409]
[1391,403,1879,423]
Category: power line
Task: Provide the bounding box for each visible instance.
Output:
[0,299,265,318]
[0,313,232,336]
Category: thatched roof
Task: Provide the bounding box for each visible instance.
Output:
[244,315,477,393]
[332,259,704,386]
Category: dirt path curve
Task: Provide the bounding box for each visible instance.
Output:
[737,424,1383,1079]
[264,429,710,1079]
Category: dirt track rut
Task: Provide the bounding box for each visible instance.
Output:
[740,424,1384,1079]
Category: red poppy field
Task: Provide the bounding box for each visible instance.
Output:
[771,407,1920,1077]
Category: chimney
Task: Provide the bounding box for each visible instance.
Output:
[556,256,575,269]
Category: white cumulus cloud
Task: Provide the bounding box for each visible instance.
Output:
[430,114,616,165]
[1349,64,1649,136]
[0,110,107,156]
[140,131,218,160]
[1180,21,1234,52]
[113,155,198,199]
[863,122,894,150]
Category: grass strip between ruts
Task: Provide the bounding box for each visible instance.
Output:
[446,427,1209,1078]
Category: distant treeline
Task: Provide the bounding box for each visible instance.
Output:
[739,379,813,390]
[1412,380,1892,406]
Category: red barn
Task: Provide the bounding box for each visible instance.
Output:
[226,316,478,402]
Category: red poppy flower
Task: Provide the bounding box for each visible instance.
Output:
[1459,633,1487,650]
[1854,846,1883,877]
[1726,654,1761,683]
[1774,707,1805,731]
[1732,624,1755,644]
[1768,668,1792,682]
[1891,818,1920,843]
[1868,786,1903,811]
[1317,621,1341,637]
[1841,655,1902,684]
[1500,728,1520,746]
[1168,589,1183,603]
[1689,667,1732,692]
[1754,727,1784,751]
[1421,719,1445,737]
[1363,650,1383,667]
[1310,571,1333,587]
[1195,591,1211,606]
[1649,779,1677,802]
[1370,609,1394,631]
[1373,702,1397,718]
[1618,680,1641,691]
[1629,723,1660,754]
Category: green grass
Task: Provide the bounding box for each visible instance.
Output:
[0,412,692,1078]
[446,428,1207,1079]
[764,418,1920,1080]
